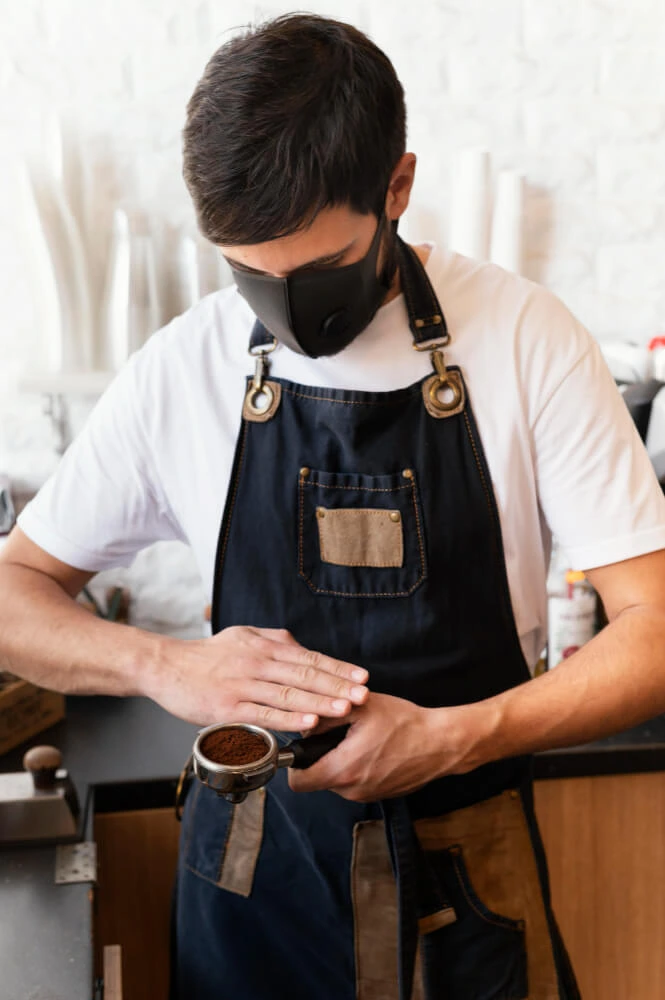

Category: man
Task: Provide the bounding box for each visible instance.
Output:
[2,13,665,1000]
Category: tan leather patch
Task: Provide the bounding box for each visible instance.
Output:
[316,507,404,568]
[351,821,425,1000]
[216,787,265,897]
[418,907,457,935]
[415,790,560,998]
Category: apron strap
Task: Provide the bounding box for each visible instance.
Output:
[396,237,450,350]
[381,797,419,1000]
[382,796,454,1000]
[249,318,277,352]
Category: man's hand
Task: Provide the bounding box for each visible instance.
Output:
[0,529,369,730]
[147,626,369,730]
[288,691,477,801]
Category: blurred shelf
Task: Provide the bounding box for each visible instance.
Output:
[18,371,114,396]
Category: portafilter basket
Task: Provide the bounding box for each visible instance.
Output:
[190,722,350,804]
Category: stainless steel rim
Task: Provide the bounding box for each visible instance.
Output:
[193,722,277,773]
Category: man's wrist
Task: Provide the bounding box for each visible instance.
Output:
[427,696,506,777]
[128,629,180,700]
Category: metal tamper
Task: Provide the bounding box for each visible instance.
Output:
[190,722,350,804]
[0,745,80,846]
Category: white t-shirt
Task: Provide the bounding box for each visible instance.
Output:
[18,246,665,668]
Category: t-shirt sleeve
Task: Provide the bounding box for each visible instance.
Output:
[529,315,665,570]
[18,350,184,571]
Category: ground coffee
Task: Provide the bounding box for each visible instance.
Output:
[201,727,269,766]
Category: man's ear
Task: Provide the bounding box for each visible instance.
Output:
[385,153,417,222]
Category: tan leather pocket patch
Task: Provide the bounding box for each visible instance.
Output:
[216,787,266,897]
[316,507,404,568]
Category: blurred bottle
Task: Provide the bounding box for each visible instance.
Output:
[0,476,15,539]
[100,211,161,370]
[547,568,597,669]
[173,234,200,314]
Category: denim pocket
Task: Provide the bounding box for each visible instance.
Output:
[182,782,265,897]
[421,844,528,1000]
[182,782,234,886]
[298,467,427,597]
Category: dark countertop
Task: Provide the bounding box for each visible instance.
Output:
[0,696,197,1000]
[534,713,665,779]
[2,694,665,1000]
[0,694,198,836]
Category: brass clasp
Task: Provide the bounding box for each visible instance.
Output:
[246,337,278,417]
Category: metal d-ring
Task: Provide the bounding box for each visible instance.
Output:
[426,346,462,412]
[244,334,278,418]
[428,373,463,413]
[246,381,275,416]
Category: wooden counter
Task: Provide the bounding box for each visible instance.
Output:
[536,772,665,1000]
[94,773,665,1000]
[4,697,665,999]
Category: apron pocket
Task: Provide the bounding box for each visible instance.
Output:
[420,844,528,1000]
[298,468,427,597]
[182,782,266,897]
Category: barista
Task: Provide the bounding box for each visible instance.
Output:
[3,14,665,1000]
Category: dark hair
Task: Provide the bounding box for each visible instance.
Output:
[182,14,406,245]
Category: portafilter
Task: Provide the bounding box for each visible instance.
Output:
[189,722,350,804]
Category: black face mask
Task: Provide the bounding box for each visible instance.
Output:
[229,215,397,358]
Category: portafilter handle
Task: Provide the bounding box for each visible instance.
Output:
[184,722,351,811]
[278,724,350,769]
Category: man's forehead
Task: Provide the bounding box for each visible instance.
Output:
[219,207,375,278]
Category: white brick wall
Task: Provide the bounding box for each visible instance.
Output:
[1,0,664,627]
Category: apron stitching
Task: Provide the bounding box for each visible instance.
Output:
[318,562,403,569]
[409,475,427,579]
[215,804,238,885]
[280,385,414,406]
[184,863,236,891]
[450,852,524,932]
[217,421,249,574]
[306,481,412,493]
[462,410,494,520]
[298,474,306,580]
[298,475,426,597]
[301,585,422,598]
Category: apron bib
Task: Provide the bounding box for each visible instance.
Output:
[171,241,581,1000]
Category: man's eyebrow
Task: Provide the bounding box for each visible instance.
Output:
[224,239,356,276]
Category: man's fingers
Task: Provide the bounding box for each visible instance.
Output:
[289,756,345,793]
[234,702,320,732]
[267,643,369,687]
[251,627,299,646]
[244,630,369,695]
[246,680,353,721]
[256,658,368,706]
[255,632,368,684]
[288,730,358,792]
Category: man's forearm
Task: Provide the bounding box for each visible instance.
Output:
[0,563,167,697]
[457,605,665,771]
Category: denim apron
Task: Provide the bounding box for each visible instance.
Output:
[171,241,581,1000]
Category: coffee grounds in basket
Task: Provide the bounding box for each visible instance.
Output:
[201,728,269,766]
